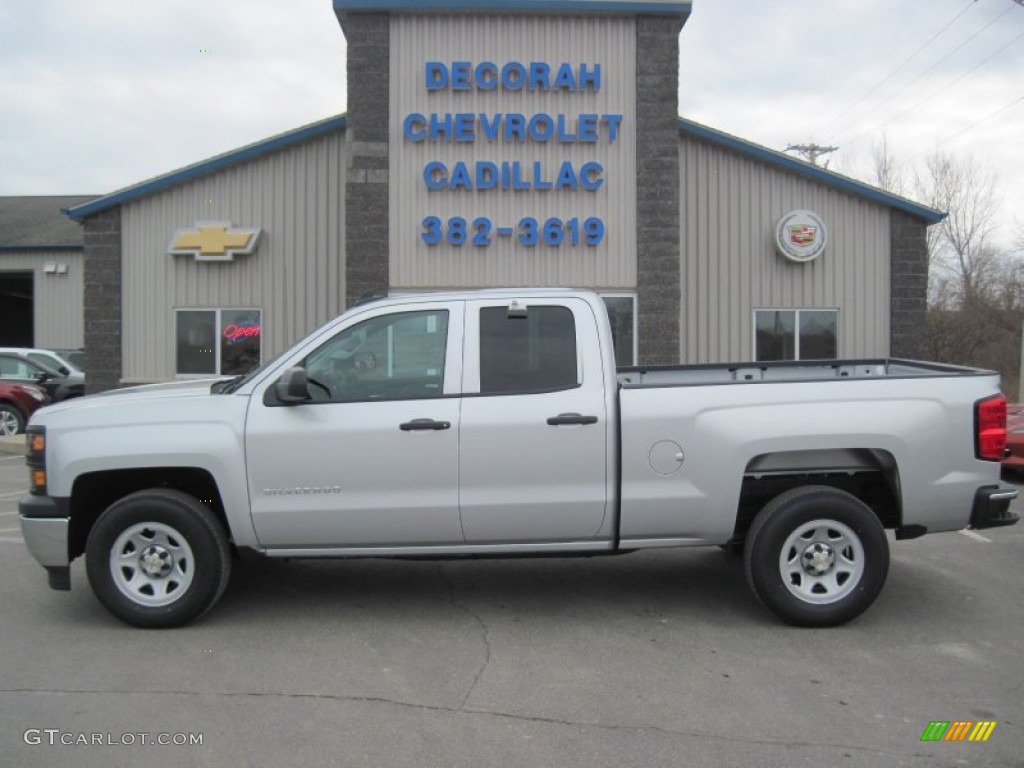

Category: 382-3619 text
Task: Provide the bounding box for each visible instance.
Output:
[421,216,605,247]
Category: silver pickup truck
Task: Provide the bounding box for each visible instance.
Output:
[19,289,1018,628]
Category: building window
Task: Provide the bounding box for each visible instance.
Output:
[600,294,636,367]
[754,310,838,362]
[176,308,262,376]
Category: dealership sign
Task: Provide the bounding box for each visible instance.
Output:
[401,59,618,250]
[168,222,261,263]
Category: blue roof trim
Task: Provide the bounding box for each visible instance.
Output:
[678,118,945,224]
[335,0,689,13]
[65,115,348,221]
[0,245,84,252]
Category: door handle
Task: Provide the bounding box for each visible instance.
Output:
[546,413,598,426]
[399,418,451,431]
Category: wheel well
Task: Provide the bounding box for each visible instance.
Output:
[69,468,227,560]
[730,449,902,547]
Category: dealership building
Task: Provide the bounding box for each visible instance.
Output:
[3,0,943,393]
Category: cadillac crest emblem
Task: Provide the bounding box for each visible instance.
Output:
[775,210,827,263]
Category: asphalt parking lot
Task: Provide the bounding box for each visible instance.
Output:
[0,450,1021,768]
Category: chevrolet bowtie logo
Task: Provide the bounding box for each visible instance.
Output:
[168,222,261,262]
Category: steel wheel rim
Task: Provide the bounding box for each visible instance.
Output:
[779,519,865,604]
[109,522,195,607]
[0,410,18,436]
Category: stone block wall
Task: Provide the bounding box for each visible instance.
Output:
[337,12,390,307]
[82,208,122,393]
[636,16,683,365]
[890,210,929,358]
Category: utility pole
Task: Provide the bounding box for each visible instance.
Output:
[784,143,840,167]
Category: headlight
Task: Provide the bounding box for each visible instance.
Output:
[26,426,46,495]
[22,385,47,402]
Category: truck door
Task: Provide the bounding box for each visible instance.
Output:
[459,298,610,543]
[245,302,464,549]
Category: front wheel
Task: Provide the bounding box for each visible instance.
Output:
[86,489,231,628]
[744,486,889,627]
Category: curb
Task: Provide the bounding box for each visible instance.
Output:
[0,435,27,456]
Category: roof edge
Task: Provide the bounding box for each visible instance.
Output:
[678,118,946,224]
[0,245,85,252]
[65,114,347,221]
[335,0,690,13]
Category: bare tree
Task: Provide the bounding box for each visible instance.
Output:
[916,151,1000,304]
[915,150,1022,397]
[869,133,905,195]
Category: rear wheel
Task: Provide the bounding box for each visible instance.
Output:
[0,403,25,436]
[744,486,889,627]
[86,489,231,628]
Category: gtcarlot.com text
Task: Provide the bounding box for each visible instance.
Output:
[24,729,203,747]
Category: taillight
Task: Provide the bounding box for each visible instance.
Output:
[975,394,1007,461]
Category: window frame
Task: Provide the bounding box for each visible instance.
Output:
[753,308,839,362]
[598,292,637,368]
[174,307,263,378]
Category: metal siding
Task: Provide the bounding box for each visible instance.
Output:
[680,136,890,364]
[0,250,84,347]
[121,130,346,382]
[390,15,636,291]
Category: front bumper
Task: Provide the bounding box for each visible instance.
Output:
[19,493,71,590]
[969,485,1020,530]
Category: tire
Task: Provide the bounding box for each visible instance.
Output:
[0,403,25,436]
[86,489,231,628]
[743,486,889,627]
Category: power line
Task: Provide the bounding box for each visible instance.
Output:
[829,3,1019,141]
[814,0,979,137]
[842,24,1024,148]
[908,93,1024,160]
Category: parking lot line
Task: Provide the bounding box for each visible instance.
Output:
[959,529,993,543]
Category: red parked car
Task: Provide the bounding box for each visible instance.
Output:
[1004,403,1024,476]
[0,381,49,436]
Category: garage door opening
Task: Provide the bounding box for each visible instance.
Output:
[0,272,34,346]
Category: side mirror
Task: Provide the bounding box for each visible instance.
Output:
[58,366,70,376]
[274,367,310,403]
[35,371,53,382]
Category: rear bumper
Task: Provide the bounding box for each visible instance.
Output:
[969,485,1020,530]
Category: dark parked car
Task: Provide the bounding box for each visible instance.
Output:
[1004,403,1024,477]
[0,381,49,435]
[0,352,85,403]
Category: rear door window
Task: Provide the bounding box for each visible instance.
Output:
[478,306,578,394]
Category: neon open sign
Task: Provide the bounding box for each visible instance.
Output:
[223,324,261,342]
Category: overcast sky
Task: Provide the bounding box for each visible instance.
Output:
[2,0,1021,248]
